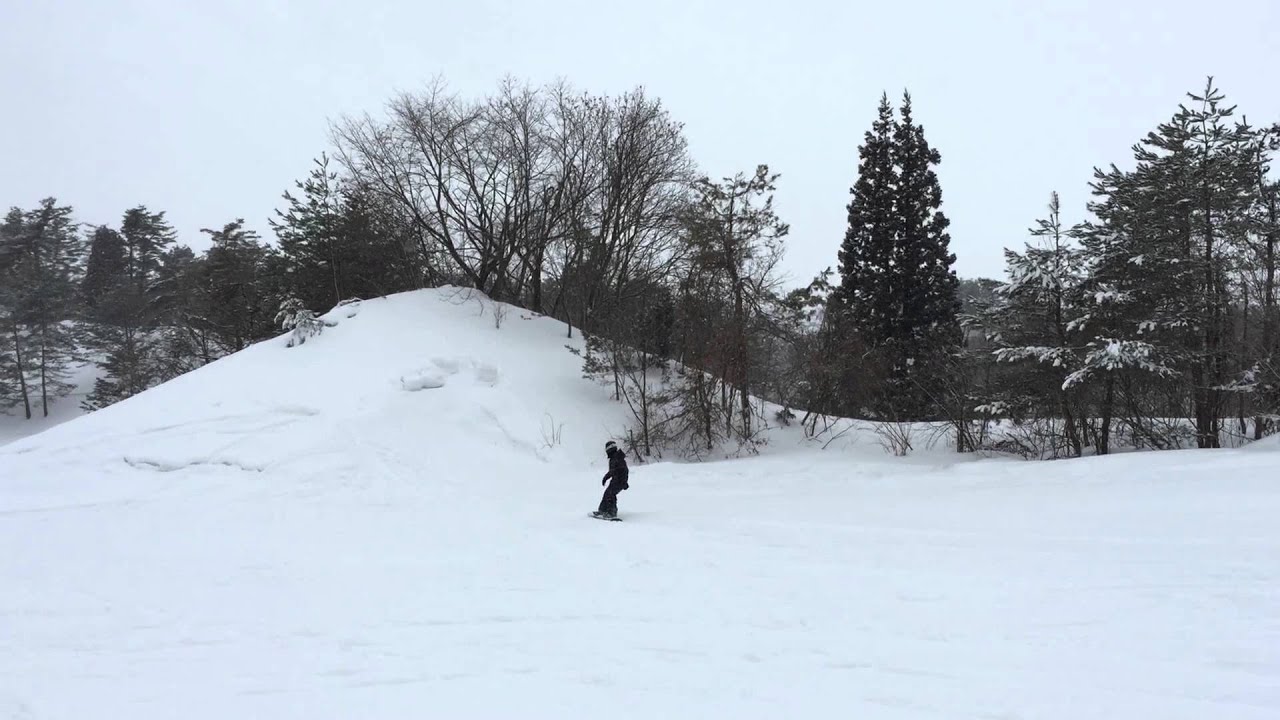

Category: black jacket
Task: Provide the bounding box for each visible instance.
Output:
[603,448,629,488]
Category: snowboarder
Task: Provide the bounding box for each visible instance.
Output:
[594,440,629,519]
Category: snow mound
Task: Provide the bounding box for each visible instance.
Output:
[2,288,626,490]
[400,357,499,392]
[2,287,1279,719]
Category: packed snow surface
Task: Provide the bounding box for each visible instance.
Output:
[2,288,1278,719]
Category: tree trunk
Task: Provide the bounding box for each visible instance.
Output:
[721,374,731,439]
[530,246,545,314]
[10,321,31,420]
[330,254,342,308]
[1238,394,1247,439]
[702,376,714,452]
[124,327,142,397]
[734,280,751,439]
[1198,188,1221,450]
[1259,166,1278,439]
[1060,389,1081,457]
[1193,368,1215,449]
[1098,376,1115,456]
[39,323,49,417]
[638,351,652,456]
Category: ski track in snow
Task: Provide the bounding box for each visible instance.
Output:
[1,288,1279,719]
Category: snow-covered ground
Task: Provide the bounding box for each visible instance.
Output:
[0,356,95,447]
[2,288,1278,719]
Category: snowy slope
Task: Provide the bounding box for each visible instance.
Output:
[2,288,1279,719]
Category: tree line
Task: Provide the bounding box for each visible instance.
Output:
[959,80,1280,456]
[2,77,1276,459]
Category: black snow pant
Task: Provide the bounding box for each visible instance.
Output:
[598,480,625,517]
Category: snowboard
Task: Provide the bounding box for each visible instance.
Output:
[590,512,622,522]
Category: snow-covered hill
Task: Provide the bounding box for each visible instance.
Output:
[2,288,1278,719]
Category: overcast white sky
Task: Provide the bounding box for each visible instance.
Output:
[2,0,1278,283]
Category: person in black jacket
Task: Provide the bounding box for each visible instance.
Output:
[596,440,629,518]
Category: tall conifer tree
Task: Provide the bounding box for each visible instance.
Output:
[833,92,960,419]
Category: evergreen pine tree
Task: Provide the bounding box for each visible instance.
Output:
[832,95,898,416]
[202,220,277,352]
[120,205,176,292]
[83,206,177,410]
[81,226,128,316]
[890,91,961,417]
[338,183,421,298]
[271,158,419,311]
[1077,78,1257,448]
[1251,123,1280,435]
[150,245,217,376]
[271,154,346,310]
[834,93,898,342]
[0,209,25,413]
[980,192,1089,456]
[0,199,84,418]
[833,92,961,420]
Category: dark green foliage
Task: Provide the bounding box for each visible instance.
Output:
[201,220,278,352]
[960,78,1280,455]
[271,155,421,312]
[1076,78,1259,448]
[889,93,961,416]
[120,206,176,292]
[973,193,1090,457]
[82,226,128,316]
[833,92,961,420]
[834,94,898,336]
[82,206,176,410]
[0,199,84,418]
[150,246,217,374]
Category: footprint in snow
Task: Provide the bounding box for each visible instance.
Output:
[473,363,499,386]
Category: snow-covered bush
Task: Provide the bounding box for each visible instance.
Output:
[275,298,327,348]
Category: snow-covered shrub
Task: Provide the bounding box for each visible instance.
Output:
[334,297,363,318]
[275,298,327,348]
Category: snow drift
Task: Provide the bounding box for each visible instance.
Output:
[2,288,1278,719]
